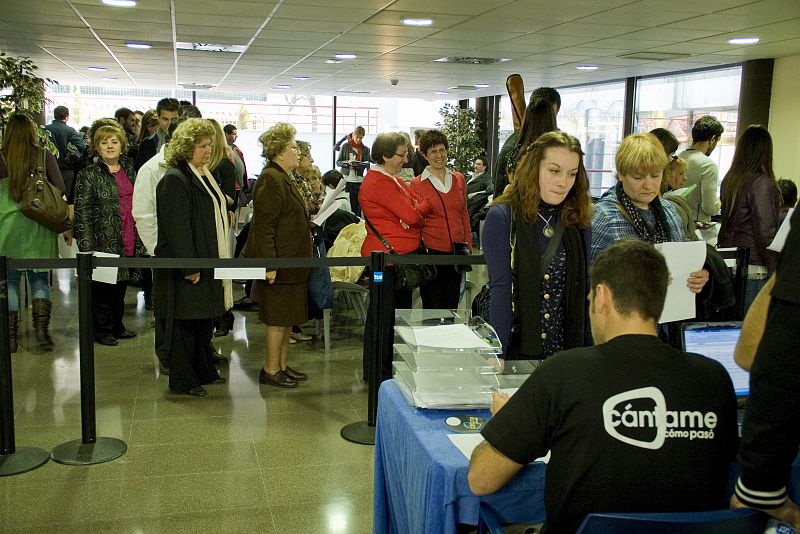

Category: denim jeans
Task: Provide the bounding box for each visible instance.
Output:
[743,276,769,315]
[7,270,50,312]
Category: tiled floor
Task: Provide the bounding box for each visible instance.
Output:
[1,270,374,533]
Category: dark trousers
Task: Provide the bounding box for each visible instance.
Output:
[346,181,363,217]
[141,268,153,299]
[167,318,219,392]
[419,252,462,310]
[154,317,170,365]
[363,268,412,382]
[92,281,128,339]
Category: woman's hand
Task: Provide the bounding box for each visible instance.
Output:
[62,228,74,246]
[687,268,709,293]
[266,270,277,284]
[185,272,200,284]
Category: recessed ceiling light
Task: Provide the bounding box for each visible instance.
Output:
[402,18,433,26]
[728,37,760,45]
[176,42,247,53]
[335,53,357,59]
[87,66,107,71]
[576,65,599,71]
[126,42,151,49]
[474,83,490,89]
[326,59,342,64]
[275,84,291,89]
[292,75,310,80]
[101,77,117,81]
[102,0,136,6]
[435,91,449,95]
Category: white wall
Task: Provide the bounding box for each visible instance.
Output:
[769,55,800,184]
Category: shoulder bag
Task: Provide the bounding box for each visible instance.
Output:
[364,216,436,291]
[20,149,72,234]
[428,178,471,272]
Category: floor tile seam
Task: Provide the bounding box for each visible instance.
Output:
[251,438,279,532]
[118,466,262,481]
[125,438,255,451]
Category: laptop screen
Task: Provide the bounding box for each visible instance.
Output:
[681,322,749,397]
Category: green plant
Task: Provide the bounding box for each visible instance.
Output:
[436,103,483,175]
[0,52,57,153]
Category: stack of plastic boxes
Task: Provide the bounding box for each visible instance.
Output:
[392,309,503,409]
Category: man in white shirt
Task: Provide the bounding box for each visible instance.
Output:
[679,116,724,224]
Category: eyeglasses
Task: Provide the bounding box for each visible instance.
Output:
[394,152,408,158]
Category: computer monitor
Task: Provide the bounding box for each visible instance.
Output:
[681,322,749,397]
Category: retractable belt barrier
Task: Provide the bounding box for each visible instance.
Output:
[0,252,486,472]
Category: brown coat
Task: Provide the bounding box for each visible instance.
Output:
[246,161,312,283]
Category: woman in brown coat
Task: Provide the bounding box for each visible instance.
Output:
[246,123,313,388]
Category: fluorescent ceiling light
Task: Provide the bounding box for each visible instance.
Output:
[474,83,490,89]
[101,77,117,81]
[126,42,151,49]
[102,0,136,6]
[292,75,310,80]
[576,65,599,71]
[335,53,357,59]
[403,18,433,26]
[275,84,291,89]
[176,42,246,53]
[435,91,449,95]
[87,66,107,71]
[326,59,342,64]
[728,37,760,45]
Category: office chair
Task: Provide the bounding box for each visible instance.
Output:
[575,508,769,534]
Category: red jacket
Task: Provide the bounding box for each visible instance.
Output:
[360,168,431,255]
[410,171,471,252]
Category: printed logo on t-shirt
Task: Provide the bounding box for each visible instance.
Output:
[602,387,718,450]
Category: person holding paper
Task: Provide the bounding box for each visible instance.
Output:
[337,125,371,217]
[468,240,738,534]
[75,124,145,347]
[154,119,228,397]
[482,131,593,361]
[245,123,312,388]
[718,125,781,312]
[592,133,709,294]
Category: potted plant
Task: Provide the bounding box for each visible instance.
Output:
[0,52,57,152]
[437,103,483,175]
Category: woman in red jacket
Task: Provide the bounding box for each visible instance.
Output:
[360,132,431,380]
[410,129,471,309]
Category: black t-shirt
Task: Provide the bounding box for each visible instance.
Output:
[481,334,739,534]
[772,209,800,304]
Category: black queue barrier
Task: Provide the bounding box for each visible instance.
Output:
[0,255,51,476]
[0,252,484,470]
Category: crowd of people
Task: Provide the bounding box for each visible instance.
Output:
[0,85,798,530]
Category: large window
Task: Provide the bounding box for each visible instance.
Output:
[634,66,742,189]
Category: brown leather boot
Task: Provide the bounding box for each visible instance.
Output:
[31,299,54,351]
[9,312,18,353]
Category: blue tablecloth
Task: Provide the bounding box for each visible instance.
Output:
[373,379,546,534]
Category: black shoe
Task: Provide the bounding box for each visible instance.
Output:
[96,336,119,346]
[144,296,154,311]
[207,377,227,385]
[113,330,137,339]
[171,386,207,397]
[159,361,170,375]
[210,352,229,366]
[283,366,308,381]
[259,369,297,388]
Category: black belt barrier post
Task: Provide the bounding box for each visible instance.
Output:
[341,251,387,445]
[0,255,50,475]
[51,252,127,465]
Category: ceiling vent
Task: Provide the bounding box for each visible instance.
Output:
[618,51,692,61]
[434,56,506,65]
[180,83,215,90]
[448,85,480,91]
[335,89,376,94]
[176,42,247,53]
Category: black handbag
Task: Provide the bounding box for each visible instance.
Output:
[429,180,472,272]
[19,149,72,234]
[364,217,436,291]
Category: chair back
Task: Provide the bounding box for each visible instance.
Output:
[576,508,768,534]
[716,246,750,319]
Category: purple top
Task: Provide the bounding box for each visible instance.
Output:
[113,167,136,257]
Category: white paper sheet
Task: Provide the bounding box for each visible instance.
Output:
[447,434,550,463]
[92,251,119,284]
[214,268,266,280]
[395,324,493,350]
[318,178,347,215]
[654,241,707,323]
[312,198,343,226]
[768,208,793,253]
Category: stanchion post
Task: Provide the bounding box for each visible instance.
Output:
[341,251,387,445]
[0,255,50,476]
[51,253,127,465]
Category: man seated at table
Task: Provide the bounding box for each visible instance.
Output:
[468,239,739,533]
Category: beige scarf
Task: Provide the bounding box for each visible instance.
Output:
[188,162,233,310]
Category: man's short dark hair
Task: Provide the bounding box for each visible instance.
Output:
[530,87,561,112]
[179,104,202,118]
[53,106,69,121]
[591,240,669,321]
[649,128,679,155]
[691,116,724,143]
[156,98,181,115]
[371,132,406,164]
[178,100,193,107]
[114,107,133,121]
[322,169,343,188]
[223,124,237,135]
[778,178,798,209]
[354,125,365,137]
[475,155,489,168]
[419,129,448,155]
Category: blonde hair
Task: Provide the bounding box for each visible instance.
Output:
[661,157,688,194]
[208,118,232,172]
[615,133,668,178]
[93,125,128,158]
[259,123,296,160]
[165,118,215,168]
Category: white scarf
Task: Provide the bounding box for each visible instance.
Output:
[188,162,233,310]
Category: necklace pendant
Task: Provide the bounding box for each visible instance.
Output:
[543,224,554,238]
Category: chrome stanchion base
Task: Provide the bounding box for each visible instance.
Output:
[0,447,50,476]
[51,437,127,465]
[340,421,375,445]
